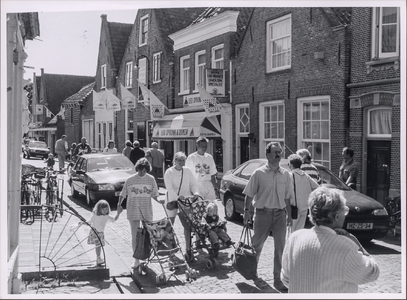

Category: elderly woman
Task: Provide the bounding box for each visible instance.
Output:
[296,148,321,184]
[281,187,379,293]
[164,152,200,258]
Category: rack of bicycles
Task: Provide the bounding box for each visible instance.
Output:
[20,165,64,224]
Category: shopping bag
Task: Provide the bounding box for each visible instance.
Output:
[133,226,151,260]
[290,205,298,219]
[231,224,257,280]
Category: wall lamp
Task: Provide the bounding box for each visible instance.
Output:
[248,132,256,143]
[135,54,150,89]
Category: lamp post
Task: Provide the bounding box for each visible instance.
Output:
[135,54,150,89]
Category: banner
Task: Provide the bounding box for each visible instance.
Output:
[196,84,222,116]
[120,84,136,109]
[137,80,167,120]
[106,89,122,111]
[45,106,54,118]
[206,69,225,96]
[93,90,106,110]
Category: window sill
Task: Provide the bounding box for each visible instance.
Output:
[178,91,190,96]
[152,80,161,84]
[366,57,400,74]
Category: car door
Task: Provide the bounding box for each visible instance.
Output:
[71,157,87,195]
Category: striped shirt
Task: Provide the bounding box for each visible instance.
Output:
[120,173,159,221]
[300,163,321,184]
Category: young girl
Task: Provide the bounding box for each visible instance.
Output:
[82,199,120,265]
[44,153,55,169]
[204,202,233,256]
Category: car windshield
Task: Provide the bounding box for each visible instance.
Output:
[29,142,47,148]
[316,166,351,190]
[87,156,134,172]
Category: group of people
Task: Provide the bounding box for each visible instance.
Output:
[242,141,375,293]
[53,135,92,172]
[80,135,373,293]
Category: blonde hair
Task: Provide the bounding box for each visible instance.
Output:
[206,202,218,215]
[93,199,111,216]
[173,151,187,165]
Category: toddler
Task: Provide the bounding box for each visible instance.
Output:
[81,199,120,266]
[44,153,55,169]
[204,202,233,256]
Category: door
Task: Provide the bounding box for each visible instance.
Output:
[366,140,391,206]
[240,137,250,165]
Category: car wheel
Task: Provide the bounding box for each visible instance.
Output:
[85,188,95,207]
[224,194,239,221]
[70,181,79,197]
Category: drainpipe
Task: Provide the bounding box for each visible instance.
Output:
[229,60,232,104]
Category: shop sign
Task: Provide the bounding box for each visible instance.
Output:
[206,69,225,97]
[183,94,202,108]
[35,104,44,115]
[153,127,220,139]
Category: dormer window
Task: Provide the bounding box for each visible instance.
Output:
[139,15,149,46]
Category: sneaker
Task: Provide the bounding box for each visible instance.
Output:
[96,257,104,266]
[131,259,140,269]
[274,279,288,292]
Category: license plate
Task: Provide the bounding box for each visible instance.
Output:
[115,191,121,196]
[347,223,373,230]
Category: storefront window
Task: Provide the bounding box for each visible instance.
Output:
[214,138,223,173]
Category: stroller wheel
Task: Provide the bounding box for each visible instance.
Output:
[205,258,214,269]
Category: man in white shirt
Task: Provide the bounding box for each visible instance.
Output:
[185,136,219,200]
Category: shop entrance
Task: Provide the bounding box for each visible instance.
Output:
[366,140,391,206]
[240,136,250,165]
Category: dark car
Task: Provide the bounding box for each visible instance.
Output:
[219,158,390,242]
[68,153,136,206]
[23,140,50,159]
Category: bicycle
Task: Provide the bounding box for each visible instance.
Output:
[386,196,401,237]
[43,167,63,222]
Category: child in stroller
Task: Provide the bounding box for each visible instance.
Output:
[203,202,234,257]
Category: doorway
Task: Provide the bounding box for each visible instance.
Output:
[366,140,391,206]
[240,137,250,165]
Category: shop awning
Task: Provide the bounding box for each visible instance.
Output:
[29,127,57,132]
[152,112,221,140]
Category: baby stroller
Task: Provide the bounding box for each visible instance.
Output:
[136,204,198,284]
[177,196,232,269]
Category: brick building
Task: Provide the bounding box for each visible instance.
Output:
[347,7,401,204]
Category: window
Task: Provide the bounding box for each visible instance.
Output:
[372,7,399,59]
[298,97,330,168]
[211,45,224,69]
[367,107,392,138]
[70,107,74,124]
[139,15,149,46]
[260,101,285,157]
[125,62,133,88]
[195,50,206,89]
[101,64,106,88]
[266,14,291,72]
[153,52,161,83]
[126,109,134,131]
[238,106,250,133]
[180,55,190,93]
[138,58,147,85]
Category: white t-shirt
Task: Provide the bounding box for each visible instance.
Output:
[86,213,115,232]
[185,152,217,182]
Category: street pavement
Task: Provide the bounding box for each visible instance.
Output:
[18,158,404,297]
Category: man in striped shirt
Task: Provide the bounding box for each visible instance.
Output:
[296,148,321,185]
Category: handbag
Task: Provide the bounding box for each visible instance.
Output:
[231,224,257,280]
[133,226,151,260]
[291,173,298,219]
[166,168,183,211]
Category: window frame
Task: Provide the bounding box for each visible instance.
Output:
[125,61,133,88]
[194,50,206,91]
[371,7,400,60]
[179,55,190,94]
[366,107,392,139]
[139,15,149,46]
[153,52,162,84]
[259,100,285,158]
[266,14,292,73]
[297,96,331,168]
[211,44,224,69]
[100,64,106,89]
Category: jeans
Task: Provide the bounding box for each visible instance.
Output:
[208,226,229,245]
[252,208,287,279]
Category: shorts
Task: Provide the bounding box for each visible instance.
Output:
[87,230,105,247]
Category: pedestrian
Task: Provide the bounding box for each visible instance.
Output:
[296,148,322,184]
[185,136,219,201]
[117,157,165,269]
[148,142,165,184]
[44,153,55,170]
[203,202,234,257]
[339,147,359,189]
[54,134,69,172]
[82,199,120,266]
[122,140,133,160]
[242,141,293,291]
[129,140,145,165]
[74,137,92,156]
[164,152,200,258]
[69,142,77,161]
[281,187,379,293]
[287,154,319,231]
[103,140,117,153]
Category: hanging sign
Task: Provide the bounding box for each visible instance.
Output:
[206,69,225,97]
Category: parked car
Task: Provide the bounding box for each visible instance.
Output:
[219,158,390,242]
[23,140,50,159]
[68,153,136,206]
